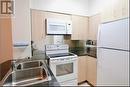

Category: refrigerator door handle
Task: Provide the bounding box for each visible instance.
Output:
[97,25,101,47]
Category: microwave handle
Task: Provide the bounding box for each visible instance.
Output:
[66,22,72,34]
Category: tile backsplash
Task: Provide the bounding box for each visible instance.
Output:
[64,40,86,48]
[32,35,64,52]
[64,36,86,48]
[32,35,87,54]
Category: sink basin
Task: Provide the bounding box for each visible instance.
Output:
[9,60,51,86]
[13,60,44,70]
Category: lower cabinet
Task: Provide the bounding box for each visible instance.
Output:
[86,56,97,86]
[78,56,97,86]
[78,56,87,83]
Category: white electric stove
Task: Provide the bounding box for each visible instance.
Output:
[45,44,78,86]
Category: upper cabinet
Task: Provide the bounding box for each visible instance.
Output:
[31,10,46,44]
[71,15,89,40]
[113,0,129,20]
[122,0,129,18]
[44,12,71,21]
[32,10,99,41]
[88,14,101,40]
[101,0,129,23]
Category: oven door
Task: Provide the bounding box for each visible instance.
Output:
[50,58,78,82]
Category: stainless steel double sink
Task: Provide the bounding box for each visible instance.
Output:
[5,59,51,86]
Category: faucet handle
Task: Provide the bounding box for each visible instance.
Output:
[11,60,16,70]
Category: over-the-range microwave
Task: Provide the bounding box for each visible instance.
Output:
[46,18,72,35]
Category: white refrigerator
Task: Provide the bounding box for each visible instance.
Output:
[97,18,129,86]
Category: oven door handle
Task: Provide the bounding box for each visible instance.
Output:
[50,58,77,63]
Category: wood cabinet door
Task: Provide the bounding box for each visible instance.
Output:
[113,0,123,20]
[114,0,129,20]
[88,14,101,40]
[122,0,129,18]
[78,56,87,83]
[86,56,97,86]
[31,10,46,43]
[101,0,129,23]
[71,15,88,40]
[101,5,114,23]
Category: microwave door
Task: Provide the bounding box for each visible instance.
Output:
[47,22,67,35]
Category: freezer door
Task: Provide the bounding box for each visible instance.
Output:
[97,18,129,51]
[97,48,129,86]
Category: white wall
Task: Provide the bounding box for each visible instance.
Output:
[12,0,31,59]
[31,0,89,16]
